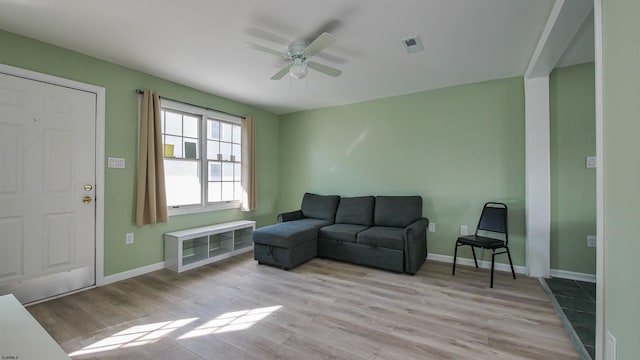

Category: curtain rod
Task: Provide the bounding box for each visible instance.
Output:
[135,89,246,119]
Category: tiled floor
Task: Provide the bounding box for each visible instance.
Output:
[543,277,596,359]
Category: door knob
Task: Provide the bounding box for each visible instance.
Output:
[84,184,93,191]
[82,196,93,204]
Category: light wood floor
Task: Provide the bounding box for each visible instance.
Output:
[28,253,579,359]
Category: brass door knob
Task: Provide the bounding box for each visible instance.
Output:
[84,184,93,191]
[82,196,93,204]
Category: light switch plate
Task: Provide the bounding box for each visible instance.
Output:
[460,225,468,236]
[428,222,435,233]
[108,157,126,169]
[587,235,596,248]
[586,156,597,168]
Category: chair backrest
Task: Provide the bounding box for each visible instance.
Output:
[475,202,508,243]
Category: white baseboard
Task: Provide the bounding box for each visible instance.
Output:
[428,253,527,275]
[550,269,596,283]
[96,258,592,287]
[100,261,166,286]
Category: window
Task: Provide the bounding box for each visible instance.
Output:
[160,99,243,214]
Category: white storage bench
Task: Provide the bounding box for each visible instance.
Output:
[164,220,255,273]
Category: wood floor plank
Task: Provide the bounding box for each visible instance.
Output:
[26,253,579,359]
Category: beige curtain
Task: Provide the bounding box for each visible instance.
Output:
[136,90,168,225]
[241,116,257,211]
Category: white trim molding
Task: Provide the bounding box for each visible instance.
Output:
[594,0,605,358]
[428,253,527,275]
[524,76,551,278]
[550,269,597,283]
[102,262,166,286]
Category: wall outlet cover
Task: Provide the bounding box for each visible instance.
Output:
[460,225,468,236]
[108,157,126,169]
[428,222,436,233]
[587,235,596,248]
[125,232,134,245]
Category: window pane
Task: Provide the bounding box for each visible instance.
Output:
[232,144,241,162]
[165,111,182,136]
[234,163,241,181]
[207,140,219,160]
[220,142,232,161]
[222,162,234,181]
[208,119,220,140]
[183,115,199,138]
[164,160,200,206]
[209,161,221,181]
[221,182,234,201]
[234,181,242,201]
[232,124,241,144]
[221,122,232,142]
[208,182,221,202]
[183,139,198,159]
[165,135,183,158]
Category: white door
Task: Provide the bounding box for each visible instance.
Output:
[0,72,96,304]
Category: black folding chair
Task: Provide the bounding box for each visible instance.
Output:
[452,202,516,288]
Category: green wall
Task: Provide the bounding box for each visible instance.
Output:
[550,63,596,275]
[278,77,526,266]
[603,0,640,357]
[0,30,281,276]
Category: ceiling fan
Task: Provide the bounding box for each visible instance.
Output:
[246,32,343,80]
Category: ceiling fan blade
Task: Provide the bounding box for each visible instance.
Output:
[304,32,336,57]
[270,66,291,80]
[245,42,286,58]
[308,61,342,77]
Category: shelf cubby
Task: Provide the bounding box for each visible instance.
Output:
[164,220,255,273]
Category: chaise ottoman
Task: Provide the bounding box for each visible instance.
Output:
[252,193,340,269]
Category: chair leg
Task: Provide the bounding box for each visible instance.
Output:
[471,247,478,268]
[490,251,496,288]
[452,242,459,275]
[506,246,516,279]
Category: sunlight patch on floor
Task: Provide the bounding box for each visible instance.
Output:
[67,305,282,357]
[178,305,282,339]
[69,318,198,357]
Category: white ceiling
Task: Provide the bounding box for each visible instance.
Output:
[0,0,594,115]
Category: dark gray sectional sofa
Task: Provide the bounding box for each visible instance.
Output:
[253,193,429,274]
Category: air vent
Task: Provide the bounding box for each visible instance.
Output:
[401,35,424,54]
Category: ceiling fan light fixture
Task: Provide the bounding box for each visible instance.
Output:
[289,59,308,79]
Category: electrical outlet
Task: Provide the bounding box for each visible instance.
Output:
[586,156,597,169]
[587,235,596,248]
[460,225,468,236]
[125,232,134,245]
[428,222,436,233]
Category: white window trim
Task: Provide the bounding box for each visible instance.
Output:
[160,99,243,216]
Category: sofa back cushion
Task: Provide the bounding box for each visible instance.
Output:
[374,196,422,227]
[335,196,375,226]
[301,193,340,222]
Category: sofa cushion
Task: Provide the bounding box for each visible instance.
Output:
[301,193,340,222]
[334,196,375,226]
[374,196,422,227]
[319,223,370,243]
[357,226,405,251]
[253,218,331,248]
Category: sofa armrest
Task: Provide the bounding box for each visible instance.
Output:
[277,210,303,223]
[403,218,429,274]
